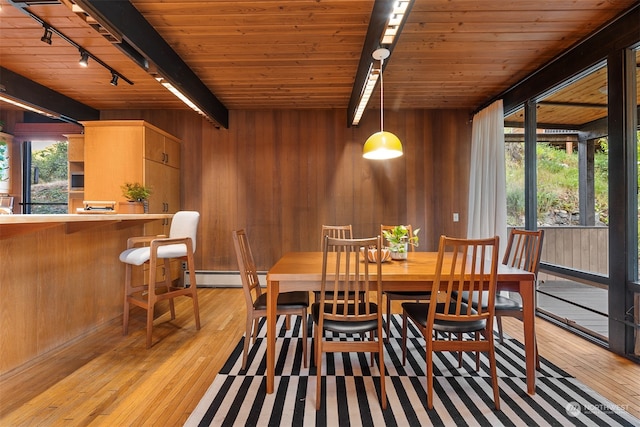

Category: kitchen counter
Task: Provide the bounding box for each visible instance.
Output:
[0,213,172,240]
[0,213,173,375]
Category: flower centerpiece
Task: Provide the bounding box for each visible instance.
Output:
[120,182,152,213]
[382,225,420,260]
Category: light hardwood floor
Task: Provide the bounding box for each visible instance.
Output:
[1,288,638,425]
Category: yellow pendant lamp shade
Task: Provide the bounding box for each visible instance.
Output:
[362,48,403,160]
[362,131,403,159]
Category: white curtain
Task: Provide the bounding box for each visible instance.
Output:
[467,99,507,258]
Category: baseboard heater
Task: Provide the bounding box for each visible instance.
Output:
[184,270,267,288]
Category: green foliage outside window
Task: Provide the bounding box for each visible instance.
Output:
[31,141,68,214]
[505,141,609,226]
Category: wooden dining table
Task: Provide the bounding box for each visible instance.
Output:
[265,251,538,395]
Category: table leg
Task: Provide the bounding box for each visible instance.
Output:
[266,279,279,394]
[521,279,536,394]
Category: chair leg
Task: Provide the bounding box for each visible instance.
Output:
[315,328,323,410]
[385,295,392,343]
[252,319,259,343]
[301,311,308,368]
[145,305,155,348]
[426,337,434,410]
[496,315,504,344]
[314,323,319,367]
[475,331,481,371]
[185,253,201,330]
[401,310,408,365]
[488,333,501,410]
[242,315,253,370]
[123,263,132,336]
[164,259,176,320]
[378,326,387,410]
[370,330,375,367]
[146,259,158,348]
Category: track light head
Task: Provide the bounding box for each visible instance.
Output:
[40,26,52,45]
[110,73,119,86]
[79,51,89,67]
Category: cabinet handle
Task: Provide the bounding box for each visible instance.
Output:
[165,153,169,164]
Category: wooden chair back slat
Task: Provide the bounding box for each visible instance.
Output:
[503,229,544,274]
[232,229,263,308]
[320,236,381,324]
[432,235,500,326]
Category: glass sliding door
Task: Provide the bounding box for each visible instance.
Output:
[504,63,611,341]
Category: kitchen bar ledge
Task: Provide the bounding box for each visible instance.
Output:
[0,213,174,376]
[0,213,172,240]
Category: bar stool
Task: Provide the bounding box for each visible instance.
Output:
[119,211,201,347]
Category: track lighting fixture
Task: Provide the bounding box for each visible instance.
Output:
[40,26,52,45]
[110,73,118,86]
[79,50,89,67]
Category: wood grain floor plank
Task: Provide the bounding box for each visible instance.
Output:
[0,288,637,425]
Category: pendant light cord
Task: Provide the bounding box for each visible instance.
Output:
[379,56,384,132]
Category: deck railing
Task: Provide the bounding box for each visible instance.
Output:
[537,226,609,282]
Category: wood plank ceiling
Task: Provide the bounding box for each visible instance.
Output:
[0,0,637,129]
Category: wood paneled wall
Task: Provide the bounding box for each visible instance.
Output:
[101,108,472,271]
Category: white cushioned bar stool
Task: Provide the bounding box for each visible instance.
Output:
[120,211,201,347]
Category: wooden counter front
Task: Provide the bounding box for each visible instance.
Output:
[0,214,172,376]
[0,213,171,240]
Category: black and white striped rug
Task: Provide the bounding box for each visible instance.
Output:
[185,315,639,426]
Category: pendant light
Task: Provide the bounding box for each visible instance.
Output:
[363,48,403,160]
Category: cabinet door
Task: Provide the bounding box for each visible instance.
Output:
[145,159,167,213]
[165,165,181,213]
[84,125,144,202]
[144,127,166,164]
[164,138,181,169]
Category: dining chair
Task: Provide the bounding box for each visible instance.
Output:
[320,224,353,250]
[313,235,386,410]
[456,228,543,369]
[119,211,201,348]
[232,229,309,370]
[315,225,353,302]
[381,224,431,341]
[401,235,501,410]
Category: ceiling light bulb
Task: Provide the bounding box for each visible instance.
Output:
[110,73,119,86]
[79,51,89,67]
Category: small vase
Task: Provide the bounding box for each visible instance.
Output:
[390,243,409,260]
[118,201,144,214]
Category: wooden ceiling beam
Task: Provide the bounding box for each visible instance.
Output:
[74,0,229,129]
[346,0,414,127]
[0,66,99,123]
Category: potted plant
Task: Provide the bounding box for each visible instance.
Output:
[120,182,152,213]
[382,225,420,260]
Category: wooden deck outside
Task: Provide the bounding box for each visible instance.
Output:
[535,281,609,339]
[526,226,611,340]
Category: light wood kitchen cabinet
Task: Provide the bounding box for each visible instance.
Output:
[66,134,84,213]
[82,121,182,283]
[82,120,181,222]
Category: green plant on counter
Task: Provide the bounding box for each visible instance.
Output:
[121,182,152,201]
[382,225,420,253]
